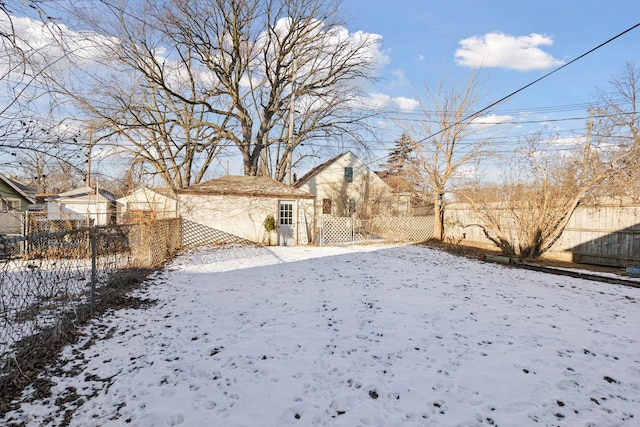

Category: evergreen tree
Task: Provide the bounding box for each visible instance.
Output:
[381,132,414,173]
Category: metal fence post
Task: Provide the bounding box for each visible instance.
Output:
[22,211,28,255]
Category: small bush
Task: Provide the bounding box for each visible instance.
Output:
[263,215,276,233]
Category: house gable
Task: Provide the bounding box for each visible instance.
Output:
[0,173,36,211]
[46,186,116,225]
[116,187,178,221]
[51,186,115,203]
[294,152,395,217]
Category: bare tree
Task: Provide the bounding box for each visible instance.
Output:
[50,0,380,190]
[16,148,85,193]
[459,124,636,258]
[594,62,640,198]
[0,2,88,178]
[408,71,489,240]
[165,0,380,180]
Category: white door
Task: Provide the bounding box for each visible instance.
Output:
[278,201,294,246]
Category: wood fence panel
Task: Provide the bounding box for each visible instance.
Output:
[444,202,640,267]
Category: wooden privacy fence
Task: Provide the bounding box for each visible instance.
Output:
[320,215,434,245]
[444,201,640,267]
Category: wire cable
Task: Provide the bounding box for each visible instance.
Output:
[360,20,640,169]
[417,22,640,145]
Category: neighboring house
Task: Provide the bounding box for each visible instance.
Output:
[375,171,433,216]
[47,186,116,226]
[293,151,410,218]
[116,187,178,223]
[0,173,36,237]
[179,175,315,246]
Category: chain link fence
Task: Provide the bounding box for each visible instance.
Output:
[0,211,25,238]
[0,218,181,411]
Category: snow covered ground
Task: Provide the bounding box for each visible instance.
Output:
[4,243,640,426]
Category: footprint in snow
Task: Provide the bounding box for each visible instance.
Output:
[166,413,184,426]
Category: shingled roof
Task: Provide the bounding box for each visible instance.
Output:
[292,152,348,188]
[375,171,412,193]
[49,186,116,201]
[0,173,36,203]
[179,175,314,199]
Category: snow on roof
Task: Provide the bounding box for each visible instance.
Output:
[179,175,314,199]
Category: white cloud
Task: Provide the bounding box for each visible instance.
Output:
[452,164,478,180]
[251,18,389,93]
[6,15,116,65]
[364,93,392,109]
[470,113,514,130]
[0,14,120,113]
[388,69,409,89]
[392,96,419,111]
[455,32,564,71]
[359,93,419,112]
[416,54,425,62]
[544,135,585,148]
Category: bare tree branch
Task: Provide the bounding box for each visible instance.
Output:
[407,70,491,240]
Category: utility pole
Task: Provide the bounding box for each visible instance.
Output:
[287,59,297,185]
[584,108,594,164]
[86,123,93,188]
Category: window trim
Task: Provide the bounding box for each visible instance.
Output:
[279,201,293,226]
[344,167,353,183]
[0,198,20,212]
[322,198,332,215]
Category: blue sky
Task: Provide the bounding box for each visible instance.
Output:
[343,0,639,107]
[1,1,639,179]
[339,0,640,154]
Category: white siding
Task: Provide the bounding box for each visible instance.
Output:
[116,188,178,221]
[296,152,396,218]
[179,194,313,245]
[46,199,111,225]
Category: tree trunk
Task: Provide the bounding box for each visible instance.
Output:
[433,193,444,241]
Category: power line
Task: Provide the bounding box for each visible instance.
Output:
[361,20,640,169]
[425,22,640,143]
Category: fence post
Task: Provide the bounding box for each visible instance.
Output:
[90,227,97,310]
[351,217,355,244]
[22,211,28,255]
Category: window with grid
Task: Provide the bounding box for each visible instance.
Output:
[279,203,293,225]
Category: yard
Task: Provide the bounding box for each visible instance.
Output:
[3,243,639,426]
